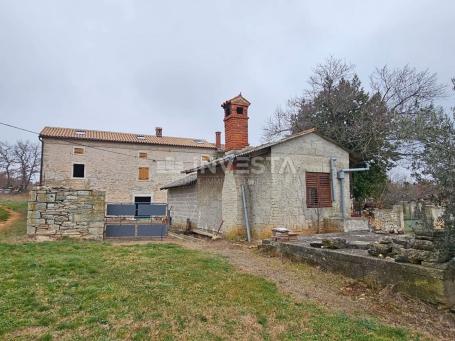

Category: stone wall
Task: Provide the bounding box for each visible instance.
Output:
[42,138,216,203]
[370,205,404,233]
[261,240,455,308]
[269,133,350,231]
[167,184,198,230]
[27,187,105,241]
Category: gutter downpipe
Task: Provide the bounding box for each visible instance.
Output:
[330,157,337,202]
[337,164,370,219]
[39,136,44,186]
[241,184,252,243]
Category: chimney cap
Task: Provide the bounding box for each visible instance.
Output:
[155,127,163,137]
[221,93,251,108]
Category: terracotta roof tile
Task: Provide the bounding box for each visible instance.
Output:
[40,127,217,149]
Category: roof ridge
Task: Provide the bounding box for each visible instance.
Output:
[41,126,212,142]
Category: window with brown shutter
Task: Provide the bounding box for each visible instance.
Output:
[138,167,149,181]
[306,172,332,208]
[139,152,148,159]
[73,147,84,155]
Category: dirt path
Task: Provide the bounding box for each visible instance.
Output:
[169,235,455,340]
[0,206,21,232]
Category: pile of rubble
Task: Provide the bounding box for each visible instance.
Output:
[368,230,450,266]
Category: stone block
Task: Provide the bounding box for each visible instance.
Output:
[36,193,48,202]
[77,190,90,196]
[88,227,104,236]
[46,193,56,202]
[88,221,104,228]
[28,211,41,219]
[29,218,45,225]
[60,222,75,228]
[54,215,69,223]
[368,242,393,257]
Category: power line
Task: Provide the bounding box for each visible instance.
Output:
[0,121,201,163]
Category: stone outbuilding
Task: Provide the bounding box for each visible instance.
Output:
[162,94,367,239]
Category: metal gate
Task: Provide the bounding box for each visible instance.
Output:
[105,203,169,239]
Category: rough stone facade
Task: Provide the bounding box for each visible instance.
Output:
[170,132,354,239]
[27,187,105,241]
[41,138,216,203]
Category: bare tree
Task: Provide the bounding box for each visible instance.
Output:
[370,65,446,114]
[13,141,40,191]
[0,142,16,188]
[307,56,354,96]
[264,57,354,141]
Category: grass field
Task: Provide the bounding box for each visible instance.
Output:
[0,242,415,340]
[0,197,419,340]
[0,206,10,222]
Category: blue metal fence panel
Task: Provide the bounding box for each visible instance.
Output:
[137,224,167,237]
[137,204,167,217]
[105,224,135,237]
[106,204,136,216]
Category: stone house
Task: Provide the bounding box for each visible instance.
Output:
[40,126,222,203]
[163,94,366,239]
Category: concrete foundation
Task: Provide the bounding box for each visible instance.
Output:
[260,233,455,308]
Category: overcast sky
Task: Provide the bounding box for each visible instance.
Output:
[0,0,454,147]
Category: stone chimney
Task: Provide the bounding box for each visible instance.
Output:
[222,93,250,151]
[155,127,162,137]
[215,131,221,149]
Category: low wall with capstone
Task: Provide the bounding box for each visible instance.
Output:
[27,187,105,241]
[260,240,455,308]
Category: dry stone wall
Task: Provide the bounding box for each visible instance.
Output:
[27,187,105,241]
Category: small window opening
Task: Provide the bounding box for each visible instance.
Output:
[236,106,244,115]
[73,164,85,178]
[139,152,148,159]
[73,147,84,155]
[138,167,150,181]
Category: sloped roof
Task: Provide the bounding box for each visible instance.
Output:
[40,127,217,149]
[183,128,353,174]
[160,173,197,190]
[222,93,251,107]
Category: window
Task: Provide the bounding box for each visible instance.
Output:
[73,147,85,155]
[138,167,150,181]
[236,106,244,115]
[306,172,332,208]
[73,164,85,178]
[201,155,211,164]
[139,152,148,159]
[136,135,145,140]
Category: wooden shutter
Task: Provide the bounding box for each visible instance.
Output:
[306,172,332,208]
[74,147,84,155]
[139,152,148,159]
[138,167,149,181]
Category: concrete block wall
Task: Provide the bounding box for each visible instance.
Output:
[27,186,105,241]
[197,168,224,231]
[167,185,198,229]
